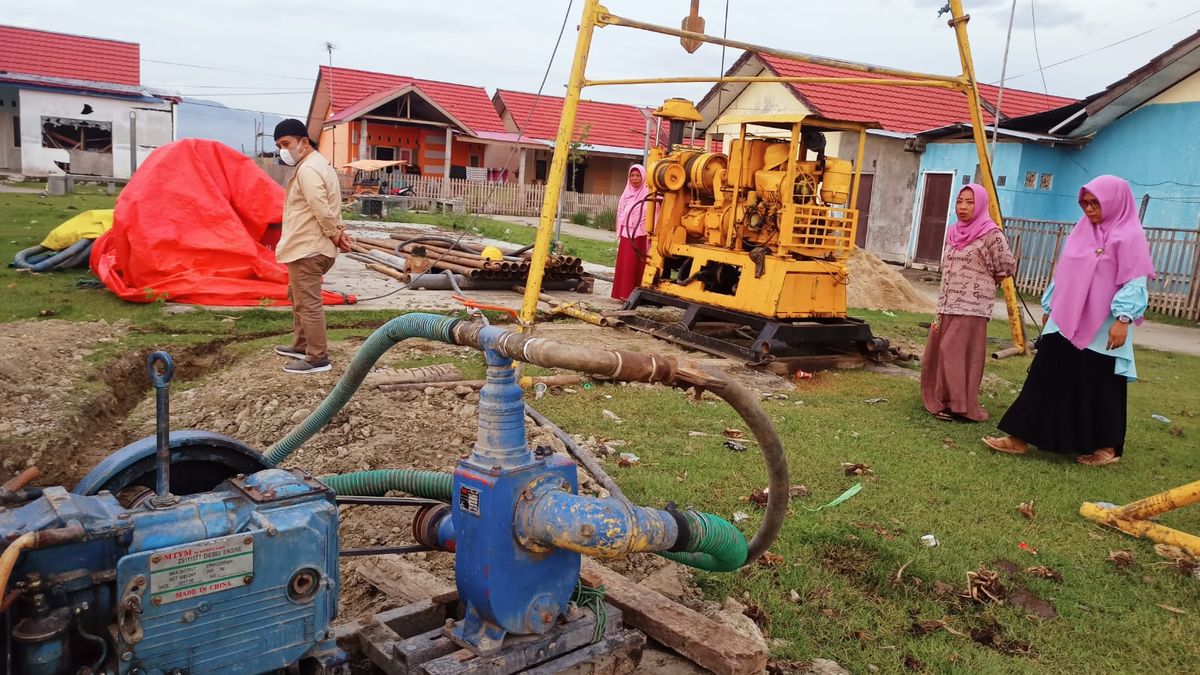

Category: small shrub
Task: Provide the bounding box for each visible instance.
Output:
[570,211,590,226]
[593,208,617,231]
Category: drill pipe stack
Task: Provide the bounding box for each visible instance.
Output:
[350,235,587,284]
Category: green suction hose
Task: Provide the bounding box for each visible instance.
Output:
[264,313,458,466]
[661,510,749,572]
[320,469,453,501]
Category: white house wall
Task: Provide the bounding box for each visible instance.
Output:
[18,89,173,179]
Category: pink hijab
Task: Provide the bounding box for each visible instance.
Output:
[617,165,649,240]
[946,183,999,250]
[1050,175,1156,349]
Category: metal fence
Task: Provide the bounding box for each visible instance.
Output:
[1005,217,1200,320]
[337,173,619,218]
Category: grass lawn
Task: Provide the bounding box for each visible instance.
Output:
[534,311,1200,673]
[3,189,1199,672]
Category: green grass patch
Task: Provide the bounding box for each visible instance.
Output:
[532,315,1200,672]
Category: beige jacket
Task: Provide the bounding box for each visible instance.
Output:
[276,151,343,264]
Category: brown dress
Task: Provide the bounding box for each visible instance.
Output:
[920,229,1016,421]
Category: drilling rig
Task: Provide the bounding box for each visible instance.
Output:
[622,98,892,365]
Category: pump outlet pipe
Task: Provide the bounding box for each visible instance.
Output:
[267,313,789,567]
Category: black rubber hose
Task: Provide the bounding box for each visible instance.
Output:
[703,369,789,563]
[525,403,628,502]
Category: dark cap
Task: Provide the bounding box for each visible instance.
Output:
[273,118,311,142]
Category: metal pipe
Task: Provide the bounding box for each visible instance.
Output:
[517,490,677,558]
[1,468,40,494]
[519,0,601,326]
[946,0,1026,354]
[595,10,964,85]
[584,75,964,90]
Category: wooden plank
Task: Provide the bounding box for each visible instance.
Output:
[355,555,456,604]
[579,560,768,675]
[525,629,645,675]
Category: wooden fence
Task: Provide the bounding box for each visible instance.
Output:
[339,173,619,218]
[1005,217,1200,320]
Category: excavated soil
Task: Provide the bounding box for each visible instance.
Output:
[847,248,934,313]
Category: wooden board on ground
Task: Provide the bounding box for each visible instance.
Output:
[580,560,768,675]
[354,555,455,603]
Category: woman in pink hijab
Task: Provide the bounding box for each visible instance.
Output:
[920,183,1016,421]
[985,176,1156,465]
[611,164,649,301]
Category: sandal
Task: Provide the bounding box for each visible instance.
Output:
[1077,450,1120,466]
[934,410,954,421]
[982,436,1027,455]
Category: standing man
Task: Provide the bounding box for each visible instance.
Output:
[273,119,352,374]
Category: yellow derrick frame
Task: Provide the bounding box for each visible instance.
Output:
[1080,481,1200,557]
[519,0,1025,353]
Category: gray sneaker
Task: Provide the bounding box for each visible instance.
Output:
[275,346,305,359]
[283,358,332,374]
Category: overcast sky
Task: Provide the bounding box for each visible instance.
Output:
[6,0,1198,118]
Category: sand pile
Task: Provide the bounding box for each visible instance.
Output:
[847,248,934,313]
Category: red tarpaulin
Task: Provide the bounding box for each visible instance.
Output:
[90,139,354,306]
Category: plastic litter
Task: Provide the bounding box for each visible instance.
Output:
[1151,414,1171,424]
[724,439,748,452]
[533,382,548,400]
[602,409,623,423]
[920,534,939,547]
[732,511,750,523]
[864,398,889,404]
[617,452,639,466]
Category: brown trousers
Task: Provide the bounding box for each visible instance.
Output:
[287,255,336,362]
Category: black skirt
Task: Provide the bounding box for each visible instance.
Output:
[998,332,1129,456]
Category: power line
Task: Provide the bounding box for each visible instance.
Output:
[176,91,309,97]
[995,8,1200,84]
[180,99,303,118]
[142,57,311,81]
[1029,0,1050,94]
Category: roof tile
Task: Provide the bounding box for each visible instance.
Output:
[321,66,506,134]
[759,53,1075,133]
[0,25,139,87]
[495,90,655,151]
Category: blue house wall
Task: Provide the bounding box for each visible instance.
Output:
[918,100,1200,234]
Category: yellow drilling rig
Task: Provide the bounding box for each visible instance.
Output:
[622,99,890,364]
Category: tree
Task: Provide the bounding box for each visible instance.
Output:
[566,123,592,193]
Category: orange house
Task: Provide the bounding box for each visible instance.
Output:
[305,66,539,180]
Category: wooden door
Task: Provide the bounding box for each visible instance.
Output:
[854,173,874,249]
[915,173,953,263]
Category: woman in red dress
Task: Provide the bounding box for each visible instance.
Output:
[611,164,649,301]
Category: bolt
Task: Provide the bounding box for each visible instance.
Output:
[151,597,162,606]
[325,630,334,640]
[267,526,278,537]
[579,524,594,537]
[198,602,211,612]
[243,575,254,584]
[117,513,131,520]
[444,618,455,629]
[182,611,196,623]
[243,536,253,546]
[150,555,161,564]
[121,652,133,662]
[522,490,534,502]
[541,612,554,625]
[134,575,146,587]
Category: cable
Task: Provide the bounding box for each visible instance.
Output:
[1029,0,1050,94]
[142,58,311,81]
[716,0,730,115]
[351,0,576,305]
[996,8,1200,84]
[175,91,309,97]
[990,0,1018,161]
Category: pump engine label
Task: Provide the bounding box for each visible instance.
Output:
[149,534,254,605]
[459,485,481,516]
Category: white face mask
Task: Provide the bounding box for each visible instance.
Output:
[279,147,297,166]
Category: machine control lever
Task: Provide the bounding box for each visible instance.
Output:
[146,351,179,509]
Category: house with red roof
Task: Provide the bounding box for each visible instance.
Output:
[492,90,661,194]
[695,51,1075,265]
[306,66,544,182]
[0,25,176,179]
